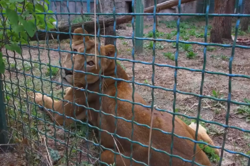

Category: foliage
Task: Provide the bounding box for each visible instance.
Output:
[198,141,220,163]
[144,41,164,50]
[71,15,91,24]
[221,55,229,61]
[165,33,173,39]
[144,30,165,38]
[211,90,224,99]
[181,43,193,52]
[0,0,55,73]
[163,52,175,61]
[181,34,190,41]
[186,51,197,59]
[207,46,216,52]
[210,54,229,61]
[235,98,250,123]
[49,148,61,163]
[144,79,150,84]
[46,63,59,77]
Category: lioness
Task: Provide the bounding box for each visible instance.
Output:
[34,28,219,166]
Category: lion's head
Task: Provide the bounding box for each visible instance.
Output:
[56,28,116,87]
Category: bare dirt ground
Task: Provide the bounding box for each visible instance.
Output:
[1,17,250,166]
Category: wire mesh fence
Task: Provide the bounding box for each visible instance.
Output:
[0,0,250,165]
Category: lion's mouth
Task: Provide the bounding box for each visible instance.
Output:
[64,69,73,75]
[62,75,73,86]
[63,77,71,85]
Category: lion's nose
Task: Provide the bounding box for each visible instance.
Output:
[64,69,73,75]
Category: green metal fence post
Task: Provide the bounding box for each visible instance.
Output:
[135,0,144,53]
[0,74,8,144]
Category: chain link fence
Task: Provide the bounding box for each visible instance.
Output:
[0,0,250,165]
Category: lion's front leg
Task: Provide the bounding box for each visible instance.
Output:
[34,88,80,126]
[34,93,69,125]
[64,87,71,94]
[34,93,54,109]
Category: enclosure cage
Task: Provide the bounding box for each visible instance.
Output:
[0,0,250,166]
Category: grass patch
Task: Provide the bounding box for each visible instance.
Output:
[144,79,150,85]
[165,21,176,29]
[198,141,220,163]
[144,30,165,38]
[23,61,32,71]
[188,29,196,36]
[207,46,216,52]
[221,55,229,61]
[186,51,197,59]
[46,63,59,77]
[71,15,91,24]
[181,34,190,41]
[165,33,174,39]
[180,43,193,52]
[211,90,224,99]
[235,98,250,123]
[171,43,193,52]
[144,41,164,50]
[163,52,175,61]
[210,54,229,61]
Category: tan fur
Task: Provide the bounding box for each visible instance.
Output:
[34,28,219,166]
[189,122,219,155]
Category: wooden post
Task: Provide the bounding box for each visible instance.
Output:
[135,0,144,53]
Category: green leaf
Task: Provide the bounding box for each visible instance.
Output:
[35,4,46,12]
[10,0,24,2]
[0,1,7,6]
[5,43,22,54]
[22,11,30,18]
[47,23,55,30]
[49,17,56,23]
[43,4,49,11]
[44,0,50,4]
[6,8,19,26]
[25,2,34,13]
[23,21,36,37]
[12,25,24,33]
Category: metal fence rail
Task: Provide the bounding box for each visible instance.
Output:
[0,0,250,165]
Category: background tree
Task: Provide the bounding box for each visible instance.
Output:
[210,0,238,43]
[210,0,227,43]
[223,0,235,39]
[240,0,250,31]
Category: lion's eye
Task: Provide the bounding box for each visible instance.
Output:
[87,61,95,66]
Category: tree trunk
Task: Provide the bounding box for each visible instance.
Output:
[241,0,250,31]
[30,0,195,41]
[104,26,116,45]
[210,0,227,43]
[222,0,235,39]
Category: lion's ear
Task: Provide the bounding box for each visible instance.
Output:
[104,44,116,57]
[73,28,89,42]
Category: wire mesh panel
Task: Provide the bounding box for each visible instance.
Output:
[0,0,250,165]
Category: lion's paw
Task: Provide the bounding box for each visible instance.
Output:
[34,93,47,106]
[64,87,71,94]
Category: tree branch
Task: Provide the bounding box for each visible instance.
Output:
[30,0,195,41]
